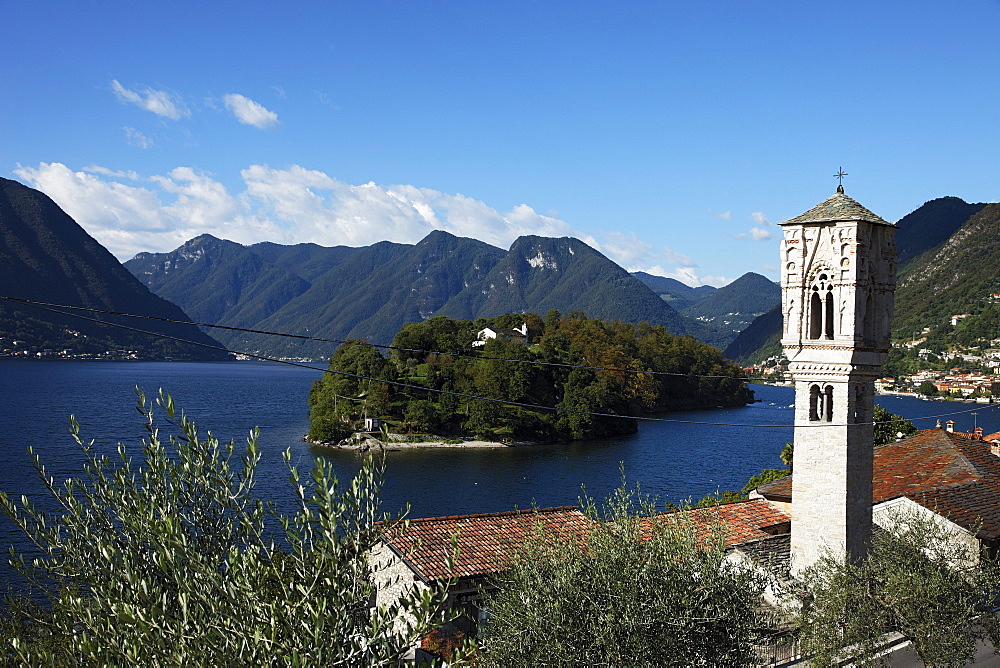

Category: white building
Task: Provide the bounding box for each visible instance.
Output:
[777,184,896,573]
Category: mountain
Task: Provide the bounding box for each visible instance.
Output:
[895,196,986,269]
[631,271,716,310]
[0,178,229,359]
[126,231,705,359]
[892,202,1000,339]
[679,272,780,338]
[723,304,782,363]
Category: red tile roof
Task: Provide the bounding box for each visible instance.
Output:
[381,507,590,584]
[666,498,791,548]
[756,428,1000,540]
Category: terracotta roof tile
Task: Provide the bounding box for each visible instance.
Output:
[673,498,792,548]
[381,507,590,584]
[756,429,1000,539]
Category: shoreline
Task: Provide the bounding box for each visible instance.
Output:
[307,434,546,452]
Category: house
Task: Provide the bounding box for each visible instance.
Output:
[372,498,800,649]
[372,507,589,639]
[753,425,1000,556]
[471,323,528,348]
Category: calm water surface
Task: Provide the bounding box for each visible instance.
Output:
[1,360,998,586]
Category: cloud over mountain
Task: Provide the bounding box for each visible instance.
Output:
[13,162,727,287]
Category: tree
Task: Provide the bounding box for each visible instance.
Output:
[797,507,1000,667]
[476,482,770,666]
[0,390,446,665]
[919,380,939,397]
[873,404,919,446]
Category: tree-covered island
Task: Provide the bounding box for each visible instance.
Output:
[307,310,752,446]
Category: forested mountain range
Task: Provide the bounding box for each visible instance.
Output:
[0,178,229,360]
[727,195,995,364]
[629,272,716,310]
[127,231,773,360]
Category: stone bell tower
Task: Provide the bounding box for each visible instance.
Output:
[779,184,897,574]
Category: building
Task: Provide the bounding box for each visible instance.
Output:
[471,323,528,348]
[372,507,589,638]
[777,184,896,573]
[755,425,1000,557]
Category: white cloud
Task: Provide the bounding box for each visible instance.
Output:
[223,93,279,129]
[11,162,585,260]
[123,127,153,148]
[14,161,743,288]
[736,211,777,241]
[111,80,188,120]
[714,210,732,220]
[636,265,734,288]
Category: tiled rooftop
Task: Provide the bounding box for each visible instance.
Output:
[383,499,792,584]
[674,498,792,548]
[779,189,892,227]
[756,428,1000,539]
[381,506,590,584]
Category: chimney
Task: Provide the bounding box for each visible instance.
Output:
[992,439,1000,457]
[936,419,943,429]
[946,420,955,433]
[975,427,984,440]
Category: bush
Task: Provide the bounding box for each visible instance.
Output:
[0,389,446,665]
[476,479,770,666]
[797,507,1000,666]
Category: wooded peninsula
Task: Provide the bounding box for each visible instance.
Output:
[307,311,751,445]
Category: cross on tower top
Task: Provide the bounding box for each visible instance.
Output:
[834,167,848,193]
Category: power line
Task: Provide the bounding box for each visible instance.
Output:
[0,296,747,381]
[2,294,995,430]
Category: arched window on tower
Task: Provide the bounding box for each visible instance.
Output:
[824,385,834,421]
[824,289,835,339]
[808,274,835,340]
[809,385,821,421]
[810,291,823,339]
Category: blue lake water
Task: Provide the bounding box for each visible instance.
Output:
[1,360,999,587]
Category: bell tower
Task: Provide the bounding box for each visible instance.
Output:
[779,184,897,574]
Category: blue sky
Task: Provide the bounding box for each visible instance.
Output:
[3,1,999,286]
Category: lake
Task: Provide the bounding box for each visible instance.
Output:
[1,360,998,586]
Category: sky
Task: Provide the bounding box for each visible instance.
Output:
[3,1,1000,287]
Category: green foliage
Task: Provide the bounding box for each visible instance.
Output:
[740,468,790,496]
[476,482,770,666]
[779,441,794,468]
[873,404,919,446]
[0,390,445,665]
[307,339,397,441]
[308,313,752,443]
[797,508,1000,667]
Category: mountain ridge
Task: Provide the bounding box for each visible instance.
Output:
[0,178,229,359]
[126,231,722,359]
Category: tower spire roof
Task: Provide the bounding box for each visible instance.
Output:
[779,190,893,227]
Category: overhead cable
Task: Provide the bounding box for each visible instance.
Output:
[0,296,747,380]
[2,295,994,430]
